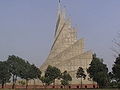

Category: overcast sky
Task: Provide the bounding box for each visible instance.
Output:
[0,0,120,70]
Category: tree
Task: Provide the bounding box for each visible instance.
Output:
[87,54,109,88]
[40,76,52,88]
[95,72,109,88]
[0,61,11,88]
[40,65,61,88]
[29,64,41,88]
[18,80,25,86]
[112,54,120,88]
[7,55,41,89]
[45,65,61,86]
[76,67,86,88]
[61,80,68,88]
[61,71,72,88]
[20,61,32,88]
[19,61,39,89]
[108,72,117,88]
[7,55,25,89]
[30,64,41,80]
[109,72,114,81]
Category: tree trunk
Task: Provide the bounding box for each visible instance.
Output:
[97,83,99,88]
[12,75,15,89]
[15,75,17,83]
[33,79,36,89]
[42,83,45,88]
[45,85,47,88]
[2,81,4,88]
[81,77,82,88]
[26,80,28,89]
[53,80,55,88]
[44,84,47,89]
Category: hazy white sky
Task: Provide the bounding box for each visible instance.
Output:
[0,0,120,70]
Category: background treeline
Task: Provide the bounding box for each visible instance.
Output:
[0,53,120,89]
[0,55,72,89]
[0,55,41,89]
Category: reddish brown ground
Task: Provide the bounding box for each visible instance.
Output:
[0,84,98,89]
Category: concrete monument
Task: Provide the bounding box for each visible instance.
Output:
[39,2,95,88]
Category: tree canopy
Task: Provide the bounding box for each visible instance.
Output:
[0,61,11,88]
[6,55,41,89]
[76,67,86,88]
[111,54,120,88]
[61,71,72,87]
[87,54,109,88]
[20,61,41,88]
[7,55,26,89]
[40,65,61,88]
[45,65,61,84]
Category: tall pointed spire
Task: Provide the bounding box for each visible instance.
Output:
[51,1,77,53]
[54,0,63,37]
[58,0,61,12]
[59,0,61,5]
